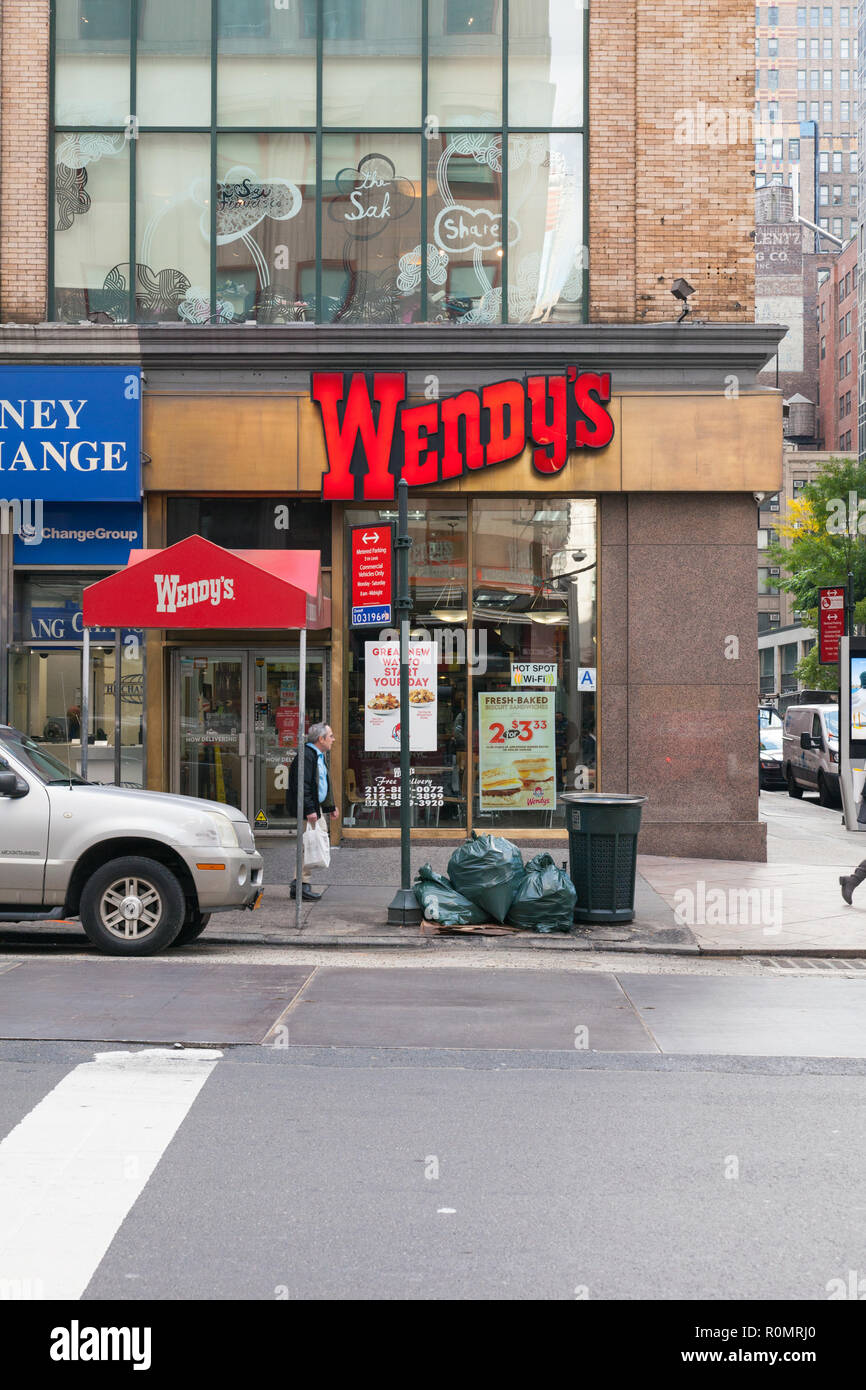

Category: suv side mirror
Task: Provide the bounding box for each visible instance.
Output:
[0,770,28,798]
[799,732,812,750]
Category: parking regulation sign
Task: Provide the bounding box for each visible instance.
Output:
[819,586,845,664]
[350,524,393,627]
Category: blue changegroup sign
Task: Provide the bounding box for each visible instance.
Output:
[0,366,141,502]
[13,501,144,565]
[28,600,141,645]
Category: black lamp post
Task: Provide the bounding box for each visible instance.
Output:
[387,479,422,926]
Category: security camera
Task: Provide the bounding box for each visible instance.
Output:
[754,492,767,505]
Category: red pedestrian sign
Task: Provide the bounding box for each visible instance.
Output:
[350,524,393,627]
[819,586,845,664]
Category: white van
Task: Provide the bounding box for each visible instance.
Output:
[782,703,840,806]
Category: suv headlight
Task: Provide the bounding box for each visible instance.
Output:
[204,812,240,848]
[235,819,255,852]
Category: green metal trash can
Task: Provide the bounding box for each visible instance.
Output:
[561,793,647,924]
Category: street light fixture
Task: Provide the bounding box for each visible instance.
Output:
[671,277,696,323]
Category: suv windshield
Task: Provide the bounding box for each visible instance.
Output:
[825,710,839,739]
[0,731,87,785]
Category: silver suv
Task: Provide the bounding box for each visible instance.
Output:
[0,726,263,956]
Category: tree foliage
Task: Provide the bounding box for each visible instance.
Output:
[765,456,866,689]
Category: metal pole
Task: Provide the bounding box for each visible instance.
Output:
[295,625,307,930]
[387,479,422,925]
[848,569,855,638]
[114,628,122,786]
[81,627,90,781]
[839,635,861,831]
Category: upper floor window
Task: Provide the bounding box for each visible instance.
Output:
[446,0,497,33]
[78,0,129,39]
[51,0,588,329]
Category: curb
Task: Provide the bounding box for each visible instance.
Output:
[195,932,866,959]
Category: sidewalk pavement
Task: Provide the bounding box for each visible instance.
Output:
[220,794,866,957]
[4,794,864,959]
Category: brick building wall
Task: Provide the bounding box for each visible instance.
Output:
[0,0,50,324]
[590,0,756,323]
[816,235,859,452]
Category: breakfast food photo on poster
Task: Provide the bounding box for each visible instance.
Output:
[364,641,438,751]
[478,691,557,811]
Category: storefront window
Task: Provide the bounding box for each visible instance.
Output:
[344,504,469,829]
[343,498,597,832]
[9,573,145,788]
[166,498,332,564]
[51,3,586,323]
[472,500,596,830]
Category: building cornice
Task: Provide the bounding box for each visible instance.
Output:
[0,321,788,386]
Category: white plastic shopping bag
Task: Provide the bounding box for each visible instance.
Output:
[303,818,331,870]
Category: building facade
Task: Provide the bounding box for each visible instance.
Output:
[858,0,865,461]
[755,0,859,245]
[816,233,860,447]
[755,183,840,413]
[0,1,784,862]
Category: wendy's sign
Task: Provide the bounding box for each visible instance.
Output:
[312,369,614,502]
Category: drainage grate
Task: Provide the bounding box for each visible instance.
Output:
[760,957,866,972]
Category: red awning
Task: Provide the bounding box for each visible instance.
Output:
[82,534,331,631]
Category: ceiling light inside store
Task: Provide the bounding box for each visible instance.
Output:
[430,610,469,624]
[528,611,569,626]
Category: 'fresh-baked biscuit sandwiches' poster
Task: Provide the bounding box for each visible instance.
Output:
[477,691,556,812]
[365,641,437,751]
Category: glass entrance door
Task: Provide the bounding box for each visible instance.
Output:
[252,652,326,827]
[177,651,246,812]
[173,648,329,822]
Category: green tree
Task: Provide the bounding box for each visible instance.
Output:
[766,456,866,690]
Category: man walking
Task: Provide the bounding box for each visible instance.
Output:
[287,722,338,901]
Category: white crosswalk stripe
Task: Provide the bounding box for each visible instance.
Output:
[0,1047,221,1300]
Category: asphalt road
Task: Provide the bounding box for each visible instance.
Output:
[2,1040,866,1302]
[3,795,866,1305]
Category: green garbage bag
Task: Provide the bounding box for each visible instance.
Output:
[413,864,488,926]
[447,834,525,924]
[506,853,576,934]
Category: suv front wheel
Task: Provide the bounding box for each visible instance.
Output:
[79,856,186,956]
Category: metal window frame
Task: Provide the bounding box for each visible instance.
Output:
[50,0,590,326]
